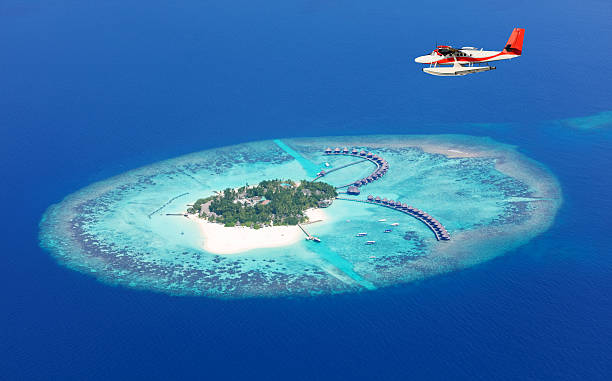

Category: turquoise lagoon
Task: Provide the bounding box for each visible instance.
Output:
[39,135,561,297]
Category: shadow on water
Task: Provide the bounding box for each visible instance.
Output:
[309,241,376,290]
[273,139,322,177]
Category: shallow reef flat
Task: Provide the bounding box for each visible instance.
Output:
[559,110,612,130]
[39,135,561,298]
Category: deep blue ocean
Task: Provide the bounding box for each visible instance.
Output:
[2,1,611,379]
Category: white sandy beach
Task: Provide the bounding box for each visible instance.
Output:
[189,208,328,254]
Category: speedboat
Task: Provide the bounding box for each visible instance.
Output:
[365,240,376,245]
[378,219,387,222]
[356,232,367,237]
[384,229,392,233]
[391,223,399,226]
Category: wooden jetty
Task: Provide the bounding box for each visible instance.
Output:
[336,196,450,241]
[148,192,190,218]
[298,223,321,242]
[318,148,389,190]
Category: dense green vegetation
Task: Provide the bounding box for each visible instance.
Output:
[187,179,337,228]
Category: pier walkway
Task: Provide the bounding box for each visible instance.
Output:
[297,223,320,242]
[148,192,190,219]
[317,148,390,189]
[336,196,450,241]
[313,158,368,181]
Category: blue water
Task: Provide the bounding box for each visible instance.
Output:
[3,0,611,379]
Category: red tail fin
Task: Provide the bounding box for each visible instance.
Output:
[504,28,525,55]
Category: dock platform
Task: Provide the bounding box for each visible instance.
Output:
[336,196,450,241]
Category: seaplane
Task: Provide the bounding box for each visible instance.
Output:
[415,28,524,76]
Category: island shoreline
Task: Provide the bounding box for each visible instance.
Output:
[188,208,328,254]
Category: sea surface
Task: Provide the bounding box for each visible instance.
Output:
[2,0,612,380]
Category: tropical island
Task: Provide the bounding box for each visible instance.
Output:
[187,179,337,228]
[38,136,562,296]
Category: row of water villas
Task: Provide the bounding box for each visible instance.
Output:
[324,147,389,192]
[365,195,451,241]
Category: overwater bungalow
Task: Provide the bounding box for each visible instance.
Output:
[351,148,359,155]
[382,198,388,204]
[342,147,349,153]
[375,196,382,203]
[367,195,374,201]
[359,150,367,156]
[325,148,332,154]
[334,147,341,153]
[347,186,360,195]
[366,152,373,158]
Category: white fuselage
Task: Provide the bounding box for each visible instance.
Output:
[415,48,519,65]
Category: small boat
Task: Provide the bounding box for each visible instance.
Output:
[365,240,376,245]
[356,232,367,237]
[390,223,399,226]
[369,256,376,259]
[312,237,321,242]
[324,162,330,167]
[378,219,387,222]
[384,229,392,233]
